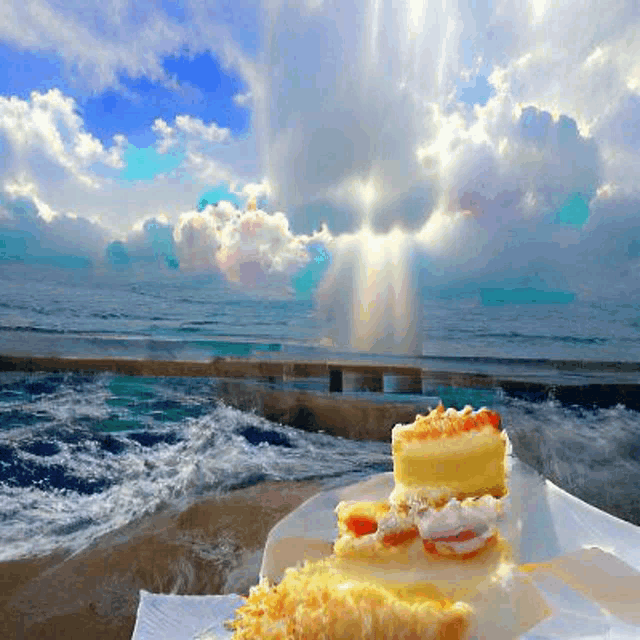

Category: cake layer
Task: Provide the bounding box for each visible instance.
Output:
[391,431,507,504]
[329,539,551,639]
[335,495,503,560]
[391,405,507,508]
[225,557,473,640]
[331,535,512,600]
[228,403,550,639]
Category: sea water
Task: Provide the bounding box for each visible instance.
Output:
[0,372,394,561]
[2,262,640,363]
[1,263,640,562]
[2,371,640,563]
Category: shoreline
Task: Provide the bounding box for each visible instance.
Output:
[1,478,334,640]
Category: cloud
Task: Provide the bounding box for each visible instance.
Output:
[0,83,326,293]
[233,91,252,107]
[152,115,230,154]
[0,182,109,266]
[0,173,331,295]
[413,180,640,303]
[100,199,334,288]
[0,86,262,236]
[149,113,244,188]
[251,0,636,260]
[174,201,332,291]
[77,0,637,343]
[147,110,261,194]
[1,0,640,334]
[0,89,126,189]
[591,91,640,190]
[117,215,180,269]
[0,1,187,93]
[240,179,271,203]
[0,1,264,223]
[255,1,452,235]
[0,178,333,291]
[409,93,603,288]
[565,187,640,298]
[0,0,266,140]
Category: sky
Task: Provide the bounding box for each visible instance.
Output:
[0,0,639,349]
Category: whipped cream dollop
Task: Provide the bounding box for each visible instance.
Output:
[413,494,502,539]
[430,528,496,555]
[369,494,503,549]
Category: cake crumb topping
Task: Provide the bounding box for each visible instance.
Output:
[396,404,502,442]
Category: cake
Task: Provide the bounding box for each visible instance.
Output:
[226,404,549,639]
[391,404,506,508]
[334,404,508,561]
[225,557,473,640]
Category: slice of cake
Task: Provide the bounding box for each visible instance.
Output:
[327,405,550,637]
[390,404,506,510]
[335,404,507,562]
[226,404,550,639]
[225,556,473,640]
[334,494,505,561]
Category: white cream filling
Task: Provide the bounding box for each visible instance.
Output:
[389,484,459,509]
[413,494,502,539]
[431,528,495,555]
[361,495,502,552]
[336,533,380,553]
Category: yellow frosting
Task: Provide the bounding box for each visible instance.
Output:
[226,557,473,640]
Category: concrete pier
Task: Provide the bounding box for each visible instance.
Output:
[3,353,640,438]
[0,354,494,388]
[0,354,489,441]
[215,380,430,442]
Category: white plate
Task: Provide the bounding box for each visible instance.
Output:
[260,456,640,639]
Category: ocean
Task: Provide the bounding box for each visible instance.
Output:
[1,261,640,564]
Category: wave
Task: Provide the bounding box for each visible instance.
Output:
[0,372,392,560]
[0,370,640,564]
[465,330,609,346]
[502,396,640,526]
[0,325,70,335]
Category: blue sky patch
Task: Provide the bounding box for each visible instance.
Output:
[554,194,590,227]
[0,44,251,151]
[80,59,249,148]
[197,184,243,210]
[0,42,75,103]
[159,0,188,24]
[456,73,494,107]
[119,144,185,183]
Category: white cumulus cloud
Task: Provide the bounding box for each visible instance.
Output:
[174,201,332,290]
[0,89,126,189]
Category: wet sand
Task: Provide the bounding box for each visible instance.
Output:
[1,479,331,640]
